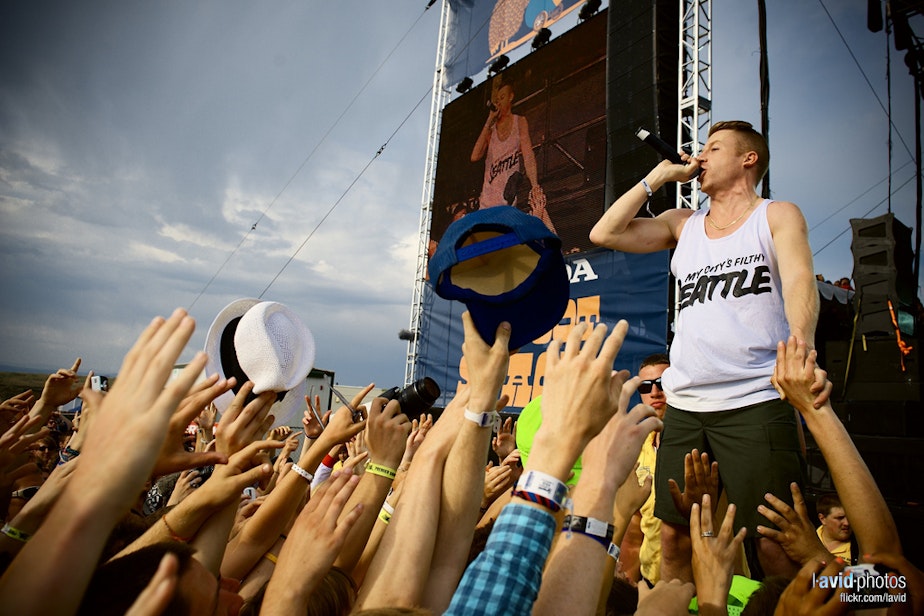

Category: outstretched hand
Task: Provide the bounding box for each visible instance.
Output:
[151,373,234,477]
[667,448,719,521]
[772,336,833,414]
[215,382,276,456]
[775,558,850,616]
[690,494,747,609]
[756,482,828,566]
[76,309,208,512]
[38,358,83,409]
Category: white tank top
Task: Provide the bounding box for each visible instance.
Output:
[479,115,522,208]
[662,199,790,411]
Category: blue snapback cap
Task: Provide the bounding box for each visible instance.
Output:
[428,206,569,349]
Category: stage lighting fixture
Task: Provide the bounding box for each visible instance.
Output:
[489,54,509,75]
[532,28,552,49]
[579,0,601,21]
[398,329,417,342]
[456,77,474,94]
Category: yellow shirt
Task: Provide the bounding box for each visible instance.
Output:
[816,525,851,563]
[637,431,661,584]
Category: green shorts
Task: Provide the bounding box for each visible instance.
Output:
[652,398,805,534]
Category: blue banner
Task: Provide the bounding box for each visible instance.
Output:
[416,248,670,412]
[446,0,587,85]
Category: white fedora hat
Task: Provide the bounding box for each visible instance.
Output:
[204,298,314,428]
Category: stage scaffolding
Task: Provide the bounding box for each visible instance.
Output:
[404,0,713,385]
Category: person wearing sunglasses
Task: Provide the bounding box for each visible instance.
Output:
[616,354,669,588]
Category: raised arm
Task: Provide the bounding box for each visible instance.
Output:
[772,337,901,557]
[471,107,499,162]
[445,320,637,616]
[0,309,205,616]
[589,160,695,252]
[533,378,661,616]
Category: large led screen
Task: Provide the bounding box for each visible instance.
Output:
[430,10,607,255]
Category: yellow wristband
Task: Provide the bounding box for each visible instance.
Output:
[378,508,392,524]
[1,523,30,543]
[365,462,397,480]
[263,552,278,564]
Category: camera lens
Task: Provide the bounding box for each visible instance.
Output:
[384,377,441,416]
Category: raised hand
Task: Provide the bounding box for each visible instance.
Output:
[215,382,276,456]
[401,413,433,470]
[538,321,633,476]
[757,482,829,565]
[775,558,850,616]
[166,469,202,507]
[302,393,326,438]
[690,494,747,610]
[481,463,514,511]
[364,398,411,470]
[38,358,83,409]
[667,448,719,521]
[0,391,35,430]
[491,416,516,460]
[76,310,207,508]
[262,471,365,615]
[151,374,233,476]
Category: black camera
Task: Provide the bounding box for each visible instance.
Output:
[379,377,441,417]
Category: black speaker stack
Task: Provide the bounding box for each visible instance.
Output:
[808,214,923,551]
[850,213,917,337]
[822,214,922,428]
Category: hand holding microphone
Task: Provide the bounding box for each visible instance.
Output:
[635,127,701,179]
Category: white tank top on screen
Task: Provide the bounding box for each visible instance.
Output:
[480,116,522,208]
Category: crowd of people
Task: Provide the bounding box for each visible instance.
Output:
[1,117,921,615]
[0,310,919,615]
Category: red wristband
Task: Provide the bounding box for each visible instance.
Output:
[322,454,336,468]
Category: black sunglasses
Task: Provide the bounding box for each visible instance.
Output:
[638,377,663,395]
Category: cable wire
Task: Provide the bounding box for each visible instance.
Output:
[188,3,435,309]
[812,171,917,258]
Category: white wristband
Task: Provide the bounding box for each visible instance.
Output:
[381,500,395,515]
[291,463,313,483]
[640,178,653,197]
[607,542,621,561]
[515,470,569,508]
[464,408,500,431]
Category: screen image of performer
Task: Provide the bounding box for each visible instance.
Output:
[470,81,556,233]
[589,121,822,581]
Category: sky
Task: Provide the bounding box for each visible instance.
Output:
[0,0,921,389]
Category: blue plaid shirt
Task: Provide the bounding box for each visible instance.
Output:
[445,503,556,616]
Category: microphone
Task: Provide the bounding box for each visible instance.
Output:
[487,101,497,112]
[635,127,701,178]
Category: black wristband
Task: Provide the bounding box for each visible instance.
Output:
[561,514,615,548]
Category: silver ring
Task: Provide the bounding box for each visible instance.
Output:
[701,531,715,538]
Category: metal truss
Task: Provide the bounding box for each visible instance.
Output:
[405,0,452,386]
[677,0,712,212]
